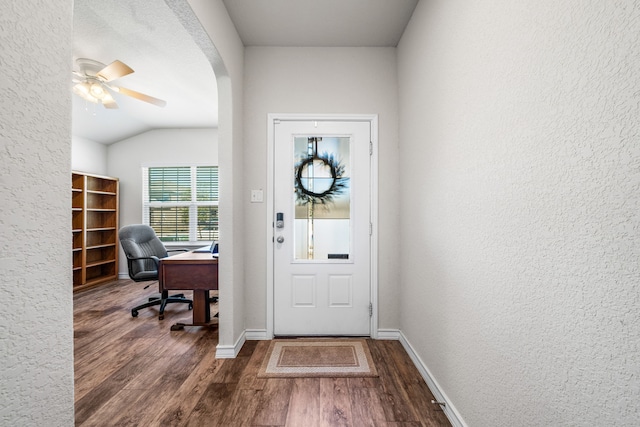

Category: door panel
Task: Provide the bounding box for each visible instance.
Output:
[273,120,371,336]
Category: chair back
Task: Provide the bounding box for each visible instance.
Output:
[119,224,168,281]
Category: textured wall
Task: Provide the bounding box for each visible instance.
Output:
[0,1,75,425]
[397,0,639,425]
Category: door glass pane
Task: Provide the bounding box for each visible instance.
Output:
[294,136,351,260]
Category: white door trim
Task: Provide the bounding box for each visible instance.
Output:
[266,113,379,339]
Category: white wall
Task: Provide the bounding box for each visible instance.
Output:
[0,1,75,425]
[243,47,400,331]
[72,135,108,175]
[168,0,246,353]
[107,128,218,276]
[397,1,640,425]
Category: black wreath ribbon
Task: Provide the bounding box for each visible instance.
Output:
[294,153,347,205]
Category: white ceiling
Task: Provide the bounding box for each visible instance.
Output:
[222,0,419,47]
[72,0,418,144]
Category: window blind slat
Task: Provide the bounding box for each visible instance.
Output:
[148,167,191,202]
[196,166,219,201]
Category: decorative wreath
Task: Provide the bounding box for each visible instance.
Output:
[294,152,347,205]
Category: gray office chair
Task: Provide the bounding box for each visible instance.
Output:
[119,224,192,319]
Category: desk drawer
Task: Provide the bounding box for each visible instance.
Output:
[161,263,218,290]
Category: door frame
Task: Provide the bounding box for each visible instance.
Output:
[266,113,379,339]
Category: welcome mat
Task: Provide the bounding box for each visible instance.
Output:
[257,339,378,378]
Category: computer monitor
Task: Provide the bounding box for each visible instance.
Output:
[193,241,219,254]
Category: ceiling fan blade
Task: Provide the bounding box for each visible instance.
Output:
[112,85,167,107]
[97,60,134,82]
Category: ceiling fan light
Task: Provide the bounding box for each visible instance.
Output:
[101,91,115,104]
[73,82,99,103]
[72,59,165,108]
[74,81,90,95]
[89,83,105,98]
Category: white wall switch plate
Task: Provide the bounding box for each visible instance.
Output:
[250,189,263,203]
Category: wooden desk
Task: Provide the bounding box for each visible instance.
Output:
[159,251,218,329]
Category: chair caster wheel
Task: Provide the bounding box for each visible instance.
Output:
[131,310,138,317]
[159,314,164,320]
[170,324,185,331]
[189,303,193,310]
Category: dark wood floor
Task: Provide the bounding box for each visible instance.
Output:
[74,279,450,426]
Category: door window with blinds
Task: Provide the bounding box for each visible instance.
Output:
[142,166,218,243]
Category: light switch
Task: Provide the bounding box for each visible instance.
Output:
[250,189,263,203]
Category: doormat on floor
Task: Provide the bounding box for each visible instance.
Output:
[257,339,378,378]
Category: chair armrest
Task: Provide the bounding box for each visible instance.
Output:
[126,255,161,269]
[167,248,189,254]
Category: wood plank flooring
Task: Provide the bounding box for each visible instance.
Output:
[74,279,451,426]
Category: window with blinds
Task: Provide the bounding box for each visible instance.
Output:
[142,166,219,243]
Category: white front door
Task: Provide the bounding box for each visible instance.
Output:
[273,119,372,336]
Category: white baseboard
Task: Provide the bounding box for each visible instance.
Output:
[376,328,402,340]
[216,329,268,358]
[215,331,246,358]
[245,329,269,340]
[396,330,466,427]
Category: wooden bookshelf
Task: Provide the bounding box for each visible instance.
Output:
[72,171,119,292]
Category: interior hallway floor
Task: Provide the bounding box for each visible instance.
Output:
[74,279,451,426]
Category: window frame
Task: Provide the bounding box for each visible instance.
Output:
[142,164,219,246]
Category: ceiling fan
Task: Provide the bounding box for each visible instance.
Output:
[72,58,166,109]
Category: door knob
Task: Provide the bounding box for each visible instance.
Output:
[276,236,284,243]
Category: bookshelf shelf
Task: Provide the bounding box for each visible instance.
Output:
[72,171,119,292]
